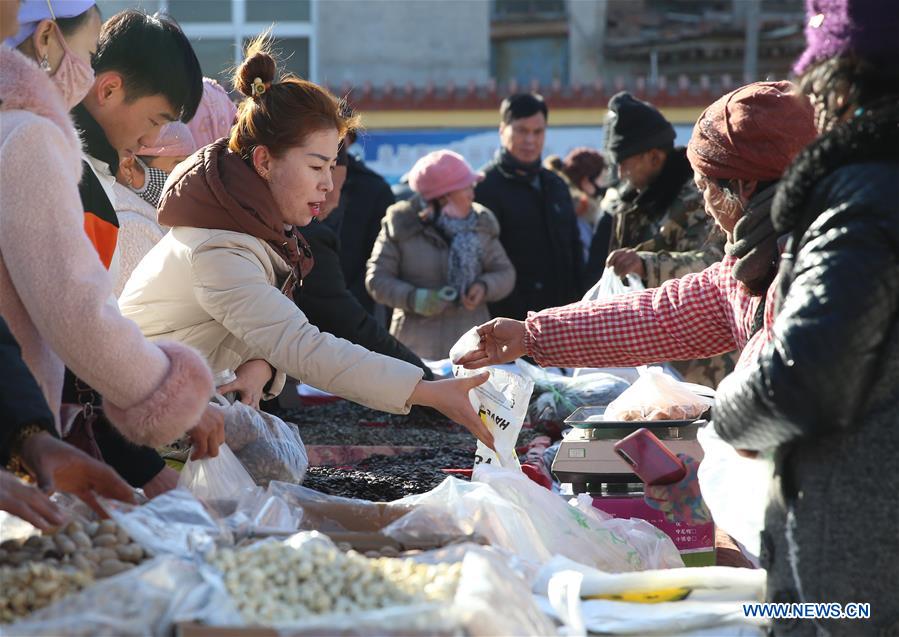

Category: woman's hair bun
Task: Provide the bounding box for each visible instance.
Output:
[234,34,277,98]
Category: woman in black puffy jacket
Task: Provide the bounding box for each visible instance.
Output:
[712,2,899,635]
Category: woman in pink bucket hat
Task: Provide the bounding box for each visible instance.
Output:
[366,150,515,360]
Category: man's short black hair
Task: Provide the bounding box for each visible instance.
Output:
[92,10,203,122]
[500,93,548,125]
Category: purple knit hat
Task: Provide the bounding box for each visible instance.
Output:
[794,0,899,75]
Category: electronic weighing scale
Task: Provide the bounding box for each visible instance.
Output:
[552,405,707,495]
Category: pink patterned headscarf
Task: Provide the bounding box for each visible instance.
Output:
[187,78,238,148]
[139,122,197,158]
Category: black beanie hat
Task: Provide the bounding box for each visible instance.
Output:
[604,92,676,164]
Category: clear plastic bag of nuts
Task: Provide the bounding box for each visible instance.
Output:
[0,516,150,624]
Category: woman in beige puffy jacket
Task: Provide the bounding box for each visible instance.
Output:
[366,151,515,360]
[119,39,494,448]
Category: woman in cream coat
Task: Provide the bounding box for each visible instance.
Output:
[120,39,493,447]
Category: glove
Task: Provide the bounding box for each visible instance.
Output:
[643,454,712,525]
[411,288,451,317]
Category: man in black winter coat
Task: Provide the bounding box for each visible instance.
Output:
[475,93,584,321]
[299,147,433,380]
[324,131,397,316]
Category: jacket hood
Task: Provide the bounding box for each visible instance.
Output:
[158,138,313,275]
[384,198,500,242]
[773,104,899,237]
[0,46,81,160]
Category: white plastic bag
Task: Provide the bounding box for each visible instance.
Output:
[217,395,308,486]
[454,366,534,469]
[582,267,644,302]
[697,424,773,561]
[178,443,256,503]
[392,467,682,573]
[605,366,714,421]
[449,326,482,364]
[101,489,225,558]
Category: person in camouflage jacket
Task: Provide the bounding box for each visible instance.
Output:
[603,92,732,386]
[609,148,725,288]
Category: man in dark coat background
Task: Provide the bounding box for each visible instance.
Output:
[475,93,584,321]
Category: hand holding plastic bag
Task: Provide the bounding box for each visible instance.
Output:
[605,367,714,422]
[582,267,644,302]
[178,443,256,503]
[216,395,308,486]
[454,366,534,470]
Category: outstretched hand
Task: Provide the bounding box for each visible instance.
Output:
[19,432,136,518]
[454,318,527,369]
[410,373,495,449]
[0,470,65,531]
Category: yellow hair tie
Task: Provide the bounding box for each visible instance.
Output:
[252,77,268,97]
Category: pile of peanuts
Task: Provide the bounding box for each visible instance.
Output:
[0,519,147,623]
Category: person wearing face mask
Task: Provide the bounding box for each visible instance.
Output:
[366,150,516,360]
[295,142,434,380]
[119,38,496,451]
[112,121,197,296]
[0,0,223,498]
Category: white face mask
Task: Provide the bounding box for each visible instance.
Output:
[46,21,95,109]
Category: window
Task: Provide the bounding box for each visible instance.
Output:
[490,0,568,85]
[246,0,310,22]
[492,36,568,85]
[168,0,231,22]
[95,0,316,80]
[190,38,237,81]
[492,0,566,20]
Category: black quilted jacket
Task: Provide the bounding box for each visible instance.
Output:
[714,106,899,636]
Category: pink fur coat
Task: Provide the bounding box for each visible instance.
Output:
[0,46,212,447]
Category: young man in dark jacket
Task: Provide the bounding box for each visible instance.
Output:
[298,145,433,379]
[68,10,204,497]
[474,93,584,321]
[324,129,397,317]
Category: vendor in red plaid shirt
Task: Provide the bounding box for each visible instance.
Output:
[457,81,817,378]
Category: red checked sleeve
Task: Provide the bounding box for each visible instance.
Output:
[525,261,739,368]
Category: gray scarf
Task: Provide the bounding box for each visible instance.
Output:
[435,209,481,297]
